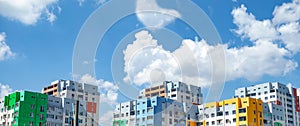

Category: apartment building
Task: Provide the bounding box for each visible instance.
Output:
[0,91,48,126]
[138,81,203,104]
[138,83,167,99]
[235,82,300,126]
[43,80,100,126]
[113,96,191,126]
[262,102,285,126]
[46,96,63,126]
[113,100,137,126]
[187,97,264,126]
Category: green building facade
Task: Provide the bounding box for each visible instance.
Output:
[112,119,127,126]
[2,91,48,126]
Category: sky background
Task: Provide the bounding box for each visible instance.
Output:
[1,0,300,125]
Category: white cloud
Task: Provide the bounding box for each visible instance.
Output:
[232,5,278,41]
[232,2,300,53]
[0,0,60,25]
[83,59,97,65]
[0,83,13,98]
[123,30,297,87]
[272,0,300,25]
[125,1,300,87]
[77,0,108,6]
[45,9,56,24]
[79,74,118,105]
[135,0,181,29]
[99,110,114,126]
[225,40,297,81]
[0,32,15,61]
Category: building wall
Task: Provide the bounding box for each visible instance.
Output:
[235,82,300,126]
[43,80,100,126]
[46,96,63,126]
[113,96,187,126]
[0,91,48,126]
[138,83,167,99]
[138,81,203,105]
[195,97,263,126]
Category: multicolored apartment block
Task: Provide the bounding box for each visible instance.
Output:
[0,91,48,126]
[113,81,300,126]
[0,79,100,126]
[187,97,264,126]
[235,82,300,126]
[42,80,100,126]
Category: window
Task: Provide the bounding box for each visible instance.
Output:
[30,113,34,117]
[211,113,215,117]
[217,112,223,116]
[239,108,246,113]
[30,104,35,109]
[239,116,246,121]
[225,111,229,115]
[232,110,236,114]
[29,121,33,126]
[40,114,44,120]
[147,116,153,119]
[40,106,45,112]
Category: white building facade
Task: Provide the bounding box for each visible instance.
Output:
[235,82,300,126]
[113,96,192,126]
[138,81,203,104]
[43,80,100,126]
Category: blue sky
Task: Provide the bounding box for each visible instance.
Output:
[1,0,300,125]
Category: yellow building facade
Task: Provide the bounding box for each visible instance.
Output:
[187,97,264,126]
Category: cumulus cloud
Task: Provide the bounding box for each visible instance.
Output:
[232,1,300,53]
[0,0,60,25]
[78,0,108,6]
[0,32,15,61]
[123,30,297,87]
[136,0,181,29]
[0,83,13,98]
[99,110,114,126]
[272,0,300,25]
[79,74,118,105]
